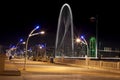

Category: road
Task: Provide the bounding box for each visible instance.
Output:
[5,58,120,80]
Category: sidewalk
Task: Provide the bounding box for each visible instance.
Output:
[0,58,21,76]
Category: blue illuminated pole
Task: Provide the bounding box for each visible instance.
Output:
[23,26,39,70]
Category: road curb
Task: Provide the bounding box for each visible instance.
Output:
[0,70,21,76]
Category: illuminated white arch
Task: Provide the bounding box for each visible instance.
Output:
[55,3,74,57]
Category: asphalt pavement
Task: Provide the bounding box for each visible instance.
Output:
[0,58,120,80]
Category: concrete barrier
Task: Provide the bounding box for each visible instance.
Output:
[0,54,5,72]
[54,58,120,72]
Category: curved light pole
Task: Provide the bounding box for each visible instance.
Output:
[23,26,45,70]
[14,38,23,57]
[81,36,89,58]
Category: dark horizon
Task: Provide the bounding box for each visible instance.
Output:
[0,1,120,47]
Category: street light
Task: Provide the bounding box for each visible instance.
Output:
[75,37,82,57]
[23,26,39,70]
[22,42,26,45]
[29,30,45,37]
[14,38,23,57]
[23,26,45,70]
[38,43,46,59]
[75,37,86,44]
[80,36,89,58]
[16,38,23,47]
[75,38,81,43]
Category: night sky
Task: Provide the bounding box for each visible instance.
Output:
[0,1,120,47]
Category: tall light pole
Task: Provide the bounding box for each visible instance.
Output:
[96,15,98,58]
[23,26,45,70]
[23,26,39,70]
[14,38,23,57]
[81,36,89,58]
[90,15,98,58]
